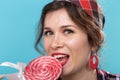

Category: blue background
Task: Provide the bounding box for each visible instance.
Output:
[0,0,120,78]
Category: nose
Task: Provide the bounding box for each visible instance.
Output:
[51,34,64,50]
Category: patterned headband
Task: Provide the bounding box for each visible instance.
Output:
[54,0,105,29]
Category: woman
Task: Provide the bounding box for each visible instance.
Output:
[35,0,120,80]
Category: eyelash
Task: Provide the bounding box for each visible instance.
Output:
[44,29,74,36]
[44,31,53,36]
[64,29,74,34]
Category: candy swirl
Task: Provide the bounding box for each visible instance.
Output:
[24,56,62,80]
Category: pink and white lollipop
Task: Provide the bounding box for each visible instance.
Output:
[24,56,62,80]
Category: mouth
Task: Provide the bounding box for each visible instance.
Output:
[52,53,69,66]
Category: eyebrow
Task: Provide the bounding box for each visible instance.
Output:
[61,25,76,28]
[44,27,51,30]
[44,25,76,30]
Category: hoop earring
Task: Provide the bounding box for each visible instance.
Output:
[89,54,98,70]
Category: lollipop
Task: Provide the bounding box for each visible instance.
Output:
[24,56,62,80]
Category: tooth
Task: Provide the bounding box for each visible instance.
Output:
[54,55,64,58]
[54,55,65,59]
[57,55,62,58]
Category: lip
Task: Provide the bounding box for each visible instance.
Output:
[52,52,69,66]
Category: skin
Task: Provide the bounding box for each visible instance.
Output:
[43,8,97,80]
[0,75,4,80]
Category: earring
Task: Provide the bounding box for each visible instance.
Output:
[89,54,98,70]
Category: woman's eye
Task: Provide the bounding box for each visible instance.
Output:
[64,29,74,34]
[44,31,53,36]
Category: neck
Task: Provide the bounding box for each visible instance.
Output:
[61,68,97,80]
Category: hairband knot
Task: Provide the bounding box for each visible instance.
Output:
[54,0,105,29]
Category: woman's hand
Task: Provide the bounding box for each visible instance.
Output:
[0,75,4,80]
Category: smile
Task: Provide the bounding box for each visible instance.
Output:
[52,53,69,66]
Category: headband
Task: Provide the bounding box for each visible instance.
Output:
[54,0,105,29]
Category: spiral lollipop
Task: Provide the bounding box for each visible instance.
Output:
[24,56,62,80]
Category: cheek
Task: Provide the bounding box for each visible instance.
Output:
[67,37,91,66]
[69,39,79,48]
[44,38,51,53]
[66,38,82,50]
[66,36,91,54]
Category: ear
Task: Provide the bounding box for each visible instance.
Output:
[91,46,98,52]
[91,30,104,52]
[100,30,104,43]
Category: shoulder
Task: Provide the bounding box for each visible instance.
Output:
[97,68,120,80]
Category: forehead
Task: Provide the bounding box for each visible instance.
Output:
[44,8,77,28]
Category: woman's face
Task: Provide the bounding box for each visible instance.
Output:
[44,8,94,76]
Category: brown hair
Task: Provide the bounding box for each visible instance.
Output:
[35,1,104,54]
